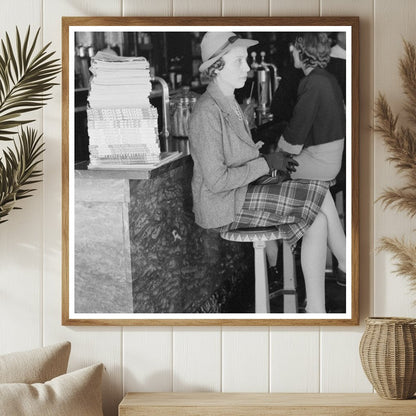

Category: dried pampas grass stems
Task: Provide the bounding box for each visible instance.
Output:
[375,40,416,297]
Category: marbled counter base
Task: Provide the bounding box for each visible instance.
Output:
[129,158,254,313]
[75,178,134,313]
[75,155,254,314]
[73,155,189,313]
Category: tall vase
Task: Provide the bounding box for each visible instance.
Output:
[359,317,416,399]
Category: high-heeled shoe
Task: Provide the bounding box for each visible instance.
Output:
[335,267,346,287]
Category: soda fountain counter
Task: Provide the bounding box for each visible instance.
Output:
[74,147,254,314]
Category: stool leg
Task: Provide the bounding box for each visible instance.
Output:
[253,240,270,313]
[282,241,298,313]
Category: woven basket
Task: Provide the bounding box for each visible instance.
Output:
[359,317,416,399]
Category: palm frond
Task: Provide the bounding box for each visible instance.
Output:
[0,26,61,141]
[0,127,44,223]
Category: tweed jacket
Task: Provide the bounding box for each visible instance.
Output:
[189,82,269,229]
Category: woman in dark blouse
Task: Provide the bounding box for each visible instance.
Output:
[276,32,347,300]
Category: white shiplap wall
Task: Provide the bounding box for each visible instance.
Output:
[1,0,416,415]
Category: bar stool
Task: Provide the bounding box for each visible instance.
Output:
[220,227,298,313]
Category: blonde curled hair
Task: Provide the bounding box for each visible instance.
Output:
[295,33,331,69]
[201,57,226,80]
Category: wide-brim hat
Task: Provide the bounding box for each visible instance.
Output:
[199,31,258,72]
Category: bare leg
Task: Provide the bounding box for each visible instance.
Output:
[265,240,278,267]
[320,190,346,272]
[301,211,328,313]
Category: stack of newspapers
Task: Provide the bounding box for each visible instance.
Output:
[87,51,162,169]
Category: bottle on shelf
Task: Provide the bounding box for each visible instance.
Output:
[169,86,200,138]
[168,56,184,90]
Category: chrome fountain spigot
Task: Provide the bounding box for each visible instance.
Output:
[259,51,281,94]
[250,51,259,69]
[151,76,170,139]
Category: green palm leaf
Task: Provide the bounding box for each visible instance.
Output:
[0,26,59,224]
[0,127,45,223]
[0,27,61,140]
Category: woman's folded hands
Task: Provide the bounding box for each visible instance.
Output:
[263,151,299,174]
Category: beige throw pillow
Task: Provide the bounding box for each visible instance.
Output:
[0,341,71,384]
[0,363,104,416]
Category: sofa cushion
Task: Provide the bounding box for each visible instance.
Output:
[0,341,71,384]
[0,363,104,416]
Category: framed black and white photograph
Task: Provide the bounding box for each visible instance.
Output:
[62,16,359,326]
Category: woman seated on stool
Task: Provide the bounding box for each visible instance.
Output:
[272,33,347,293]
[188,31,340,313]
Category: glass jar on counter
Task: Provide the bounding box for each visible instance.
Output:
[169,86,199,137]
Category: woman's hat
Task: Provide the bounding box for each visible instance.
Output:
[199,32,258,72]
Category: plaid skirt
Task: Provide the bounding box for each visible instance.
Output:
[223,175,331,250]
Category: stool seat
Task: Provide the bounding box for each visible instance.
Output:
[220,226,297,314]
[221,226,280,243]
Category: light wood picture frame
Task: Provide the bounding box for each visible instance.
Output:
[62,16,359,326]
